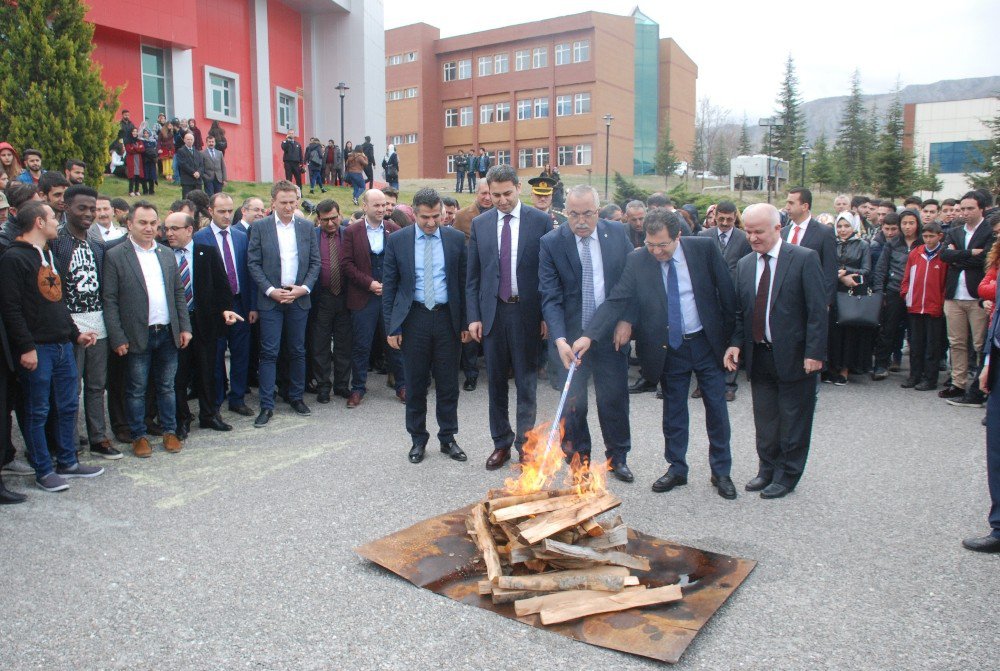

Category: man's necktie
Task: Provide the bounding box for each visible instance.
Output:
[424,234,436,310]
[666,257,684,349]
[753,254,771,343]
[176,249,193,311]
[329,233,342,295]
[499,214,513,301]
[210,149,215,160]
[790,225,802,245]
[720,231,728,248]
[219,230,239,295]
[580,236,595,328]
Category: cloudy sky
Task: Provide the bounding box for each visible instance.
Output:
[384,0,1000,120]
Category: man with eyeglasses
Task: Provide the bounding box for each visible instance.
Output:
[308,199,352,403]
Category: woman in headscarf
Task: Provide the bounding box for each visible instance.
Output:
[158,121,175,182]
[381,144,399,190]
[124,127,145,197]
[703,203,717,229]
[825,212,873,385]
[140,127,159,195]
[0,143,23,183]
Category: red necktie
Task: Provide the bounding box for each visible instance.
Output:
[790,225,802,245]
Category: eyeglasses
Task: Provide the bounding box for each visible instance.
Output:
[644,241,673,250]
[318,216,340,222]
[566,210,597,220]
[715,215,736,224]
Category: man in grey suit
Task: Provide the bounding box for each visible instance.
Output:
[200,136,227,197]
[103,201,192,458]
[247,180,321,427]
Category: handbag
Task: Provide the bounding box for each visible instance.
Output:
[836,286,882,327]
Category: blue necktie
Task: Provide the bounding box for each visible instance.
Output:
[423,234,436,310]
[666,258,684,349]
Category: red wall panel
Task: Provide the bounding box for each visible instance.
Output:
[267,0,305,182]
[86,0,198,49]
[92,26,144,130]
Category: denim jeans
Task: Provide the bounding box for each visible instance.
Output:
[346,172,366,200]
[126,327,179,439]
[19,342,80,477]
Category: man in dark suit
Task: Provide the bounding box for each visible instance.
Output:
[175,132,204,198]
[781,188,837,304]
[452,181,493,390]
[308,199,352,403]
[195,194,257,416]
[383,188,469,463]
[575,209,740,499]
[246,181,321,427]
[540,185,634,482]
[165,212,243,438]
[200,136,227,196]
[724,203,828,499]
[467,165,550,470]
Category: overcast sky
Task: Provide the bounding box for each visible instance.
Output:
[384,0,1000,121]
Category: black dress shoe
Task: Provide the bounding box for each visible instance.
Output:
[253,409,273,428]
[0,483,26,504]
[408,443,426,464]
[463,377,478,392]
[962,535,1000,553]
[610,461,634,483]
[745,476,770,492]
[711,474,737,500]
[900,378,919,389]
[629,378,657,394]
[316,390,331,404]
[651,472,687,493]
[228,404,254,417]
[334,388,351,399]
[306,380,318,394]
[486,447,511,470]
[440,440,467,462]
[289,400,311,416]
[760,482,792,499]
[199,415,233,432]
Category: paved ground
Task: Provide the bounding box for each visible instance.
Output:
[2,364,996,670]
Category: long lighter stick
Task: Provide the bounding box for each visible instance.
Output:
[541,359,578,461]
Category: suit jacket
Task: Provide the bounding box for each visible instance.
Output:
[539,220,633,344]
[731,242,828,382]
[246,214,321,311]
[185,243,234,341]
[453,203,490,241]
[87,223,125,246]
[176,146,204,187]
[466,203,550,335]
[193,225,257,312]
[200,147,227,182]
[103,239,192,353]
[585,237,737,379]
[382,225,468,336]
[941,220,993,298]
[781,218,838,303]
[698,226,752,280]
[341,218,401,312]
[313,225,347,296]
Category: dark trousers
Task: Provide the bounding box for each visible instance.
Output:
[107,349,129,437]
[181,183,198,198]
[659,332,731,477]
[401,304,460,445]
[908,313,945,385]
[483,301,538,453]
[875,291,907,368]
[215,293,251,408]
[283,162,302,187]
[364,165,374,190]
[986,347,1000,537]
[203,177,223,197]
[258,303,309,410]
[309,290,352,394]
[455,171,466,192]
[749,345,817,489]
[350,296,404,394]
[552,339,630,464]
[467,171,476,191]
[175,320,217,425]
[461,340,479,380]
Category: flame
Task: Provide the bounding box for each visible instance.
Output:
[502,421,610,497]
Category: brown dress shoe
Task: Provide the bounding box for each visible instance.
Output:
[163,433,183,453]
[347,392,363,408]
[485,447,511,471]
[132,438,152,458]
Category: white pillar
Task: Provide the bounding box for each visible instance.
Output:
[249,0,273,183]
[171,48,195,119]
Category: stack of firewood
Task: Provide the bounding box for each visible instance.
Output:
[467,487,683,625]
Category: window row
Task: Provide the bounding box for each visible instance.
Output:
[518,144,592,168]
[443,40,589,81]
[386,52,418,66]
[445,93,590,127]
[388,133,418,146]
[387,87,418,101]
[446,150,511,173]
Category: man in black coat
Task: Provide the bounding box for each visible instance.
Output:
[724,203,828,499]
[280,132,304,188]
[360,136,376,190]
[175,132,204,198]
[781,188,838,305]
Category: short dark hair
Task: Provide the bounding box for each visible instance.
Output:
[14,200,49,234]
[922,198,939,209]
[599,204,621,219]
[903,196,922,208]
[271,180,298,199]
[64,159,86,172]
[63,184,98,206]
[209,192,233,208]
[21,148,42,160]
[715,200,737,215]
[962,190,988,211]
[869,199,883,209]
[411,187,442,210]
[110,197,130,212]
[382,186,400,200]
[129,199,159,221]
[441,196,459,209]
[38,171,70,195]
[5,182,38,210]
[643,207,682,239]
[788,187,812,209]
[315,199,341,216]
[898,209,921,229]
[922,221,943,235]
[169,199,191,213]
[851,195,870,209]
[942,198,958,207]
[882,212,900,227]
[647,193,671,208]
[485,164,519,186]
[975,189,994,207]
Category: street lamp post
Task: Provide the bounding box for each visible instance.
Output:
[603,114,614,202]
[758,117,783,203]
[798,143,811,187]
[335,82,350,160]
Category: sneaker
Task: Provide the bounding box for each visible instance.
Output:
[2,457,34,475]
[35,472,69,492]
[56,463,105,478]
[90,441,124,460]
[947,391,986,408]
[833,375,848,386]
[938,385,965,399]
[871,368,889,381]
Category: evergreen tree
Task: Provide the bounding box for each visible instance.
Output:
[653,113,681,186]
[872,88,915,198]
[691,128,708,173]
[836,69,869,191]
[711,148,730,178]
[966,99,1000,196]
[864,103,881,190]
[738,114,752,156]
[772,55,806,162]
[810,133,834,190]
[0,0,119,187]
[612,172,650,207]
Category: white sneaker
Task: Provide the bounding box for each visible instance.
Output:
[2,457,34,476]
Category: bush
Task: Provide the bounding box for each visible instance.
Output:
[612,172,650,207]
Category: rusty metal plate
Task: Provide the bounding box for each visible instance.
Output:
[356,504,756,664]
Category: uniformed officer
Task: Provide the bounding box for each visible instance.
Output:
[529,176,567,229]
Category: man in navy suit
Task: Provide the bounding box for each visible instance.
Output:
[466,165,550,470]
[195,193,257,417]
[247,181,321,427]
[383,188,469,464]
[782,188,837,304]
[575,209,740,499]
[539,185,634,482]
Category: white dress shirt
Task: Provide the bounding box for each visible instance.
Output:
[96,222,125,242]
[576,230,606,308]
[754,239,783,342]
[275,216,299,290]
[496,200,521,296]
[954,218,983,301]
[209,221,239,293]
[667,241,703,335]
[366,219,385,254]
[131,238,170,326]
[787,217,809,244]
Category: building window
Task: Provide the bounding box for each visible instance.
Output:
[405,51,417,62]
[929,141,986,173]
[478,56,493,77]
[532,47,547,69]
[387,54,401,66]
[480,104,495,125]
[447,155,456,174]
[140,45,172,126]
[387,90,403,101]
[574,92,591,115]
[496,149,511,165]
[276,87,297,133]
[573,40,590,62]
[555,43,570,66]
[518,148,534,169]
[443,62,457,81]
[495,53,509,74]
[391,135,403,145]
[535,147,550,168]
[405,87,418,98]
[407,133,417,144]
[495,102,510,122]
[556,95,572,117]
[445,108,458,128]
[533,97,549,118]
[517,99,532,121]
[575,144,592,165]
[557,145,574,166]
[458,59,472,80]
[459,106,473,127]
[204,66,238,124]
[515,49,530,71]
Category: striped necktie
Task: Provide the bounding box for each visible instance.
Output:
[176,249,193,311]
[580,236,595,328]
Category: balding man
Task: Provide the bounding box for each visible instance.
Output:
[724,204,827,499]
[833,194,851,215]
[176,132,204,198]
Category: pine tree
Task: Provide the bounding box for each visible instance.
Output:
[871,87,915,198]
[810,133,834,190]
[612,172,650,207]
[653,114,681,186]
[836,70,868,192]
[738,114,752,156]
[965,99,1000,196]
[691,130,707,173]
[711,148,730,178]
[772,55,806,163]
[863,103,881,191]
[0,0,119,187]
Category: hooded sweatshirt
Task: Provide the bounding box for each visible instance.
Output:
[0,240,80,354]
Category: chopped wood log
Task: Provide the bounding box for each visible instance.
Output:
[624,576,640,586]
[579,518,604,537]
[539,584,683,625]
[470,503,503,582]
[517,493,622,545]
[485,487,579,509]
[497,566,629,593]
[490,587,555,605]
[478,580,494,596]
[541,539,650,571]
[523,559,549,573]
[490,494,585,523]
[539,558,607,571]
[576,524,628,550]
[551,529,579,544]
[514,586,648,617]
[510,546,536,564]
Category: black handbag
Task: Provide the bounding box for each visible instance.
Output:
[836,287,882,327]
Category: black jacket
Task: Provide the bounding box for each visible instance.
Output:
[941,220,993,299]
[835,236,871,292]
[281,139,303,164]
[176,146,204,187]
[0,241,80,354]
[872,236,919,295]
